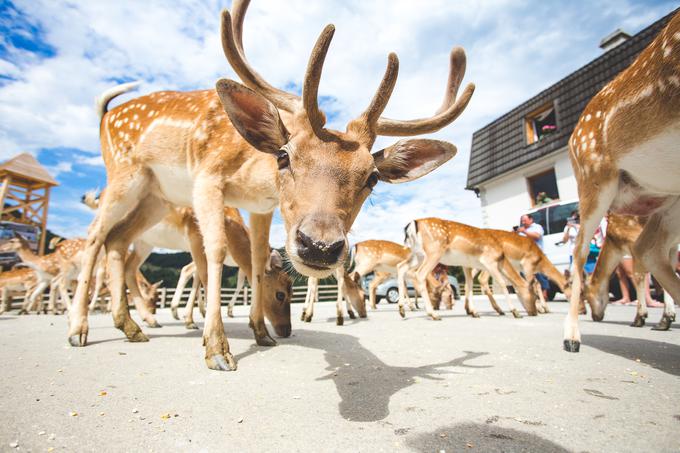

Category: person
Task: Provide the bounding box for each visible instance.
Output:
[518,214,549,299]
[556,210,579,273]
[612,258,663,307]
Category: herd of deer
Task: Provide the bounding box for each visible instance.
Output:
[1,2,678,371]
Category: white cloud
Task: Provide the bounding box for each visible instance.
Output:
[2,0,677,247]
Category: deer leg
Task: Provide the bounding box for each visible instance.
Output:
[414,253,444,321]
[630,266,648,328]
[183,275,200,330]
[303,277,318,322]
[68,170,151,347]
[634,207,679,331]
[245,212,276,347]
[478,269,505,316]
[227,268,245,318]
[193,181,237,371]
[397,258,416,318]
[124,241,159,327]
[88,265,106,313]
[481,256,522,318]
[0,288,7,314]
[564,184,616,352]
[105,195,168,342]
[171,262,195,321]
[335,268,348,325]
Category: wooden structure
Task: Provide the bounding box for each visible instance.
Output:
[0,153,58,254]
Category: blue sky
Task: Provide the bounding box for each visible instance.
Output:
[0,0,677,247]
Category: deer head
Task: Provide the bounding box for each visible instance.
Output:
[262,249,293,337]
[0,232,31,253]
[216,0,474,277]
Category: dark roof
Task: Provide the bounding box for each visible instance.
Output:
[466,8,677,190]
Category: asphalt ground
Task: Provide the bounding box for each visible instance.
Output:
[1,297,679,453]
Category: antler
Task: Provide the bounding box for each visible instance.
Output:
[360,53,400,128]
[220,1,300,112]
[375,47,475,136]
[302,24,336,137]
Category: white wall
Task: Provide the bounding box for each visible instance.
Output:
[478,147,577,230]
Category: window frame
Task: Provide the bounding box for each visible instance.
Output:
[524,102,558,145]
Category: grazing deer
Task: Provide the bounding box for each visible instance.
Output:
[348,240,417,310]
[401,219,537,320]
[470,229,571,315]
[0,267,38,314]
[585,214,675,330]
[301,269,366,325]
[564,12,680,352]
[71,0,473,371]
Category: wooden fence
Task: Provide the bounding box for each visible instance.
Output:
[4,283,484,311]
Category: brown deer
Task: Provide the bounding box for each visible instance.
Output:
[401,218,537,320]
[0,267,37,314]
[470,229,571,315]
[70,0,473,371]
[585,214,675,330]
[301,269,366,325]
[564,12,680,352]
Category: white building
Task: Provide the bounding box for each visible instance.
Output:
[465,12,673,234]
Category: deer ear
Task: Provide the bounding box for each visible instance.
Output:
[265,249,284,273]
[216,79,289,154]
[372,139,457,183]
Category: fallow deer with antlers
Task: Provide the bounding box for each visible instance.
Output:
[70,0,473,370]
[401,218,537,320]
[564,12,680,352]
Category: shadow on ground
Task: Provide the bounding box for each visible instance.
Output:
[583,334,680,376]
[144,321,493,422]
[405,422,571,453]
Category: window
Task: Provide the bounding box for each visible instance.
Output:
[526,169,559,207]
[528,207,548,233]
[525,103,557,144]
[547,202,578,235]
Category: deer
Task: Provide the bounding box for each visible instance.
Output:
[584,214,676,330]
[468,229,571,315]
[401,218,537,320]
[348,240,418,310]
[0,267,38,314]
[563,12,680,352]
[70,0,474,371]
[83,190,290,331]
[301,269,366,325]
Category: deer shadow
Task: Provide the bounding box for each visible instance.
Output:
[405,422,570,453]
[582,334,680,377]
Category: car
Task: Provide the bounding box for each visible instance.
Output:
[361,274,460,304]
[0,221,40,270]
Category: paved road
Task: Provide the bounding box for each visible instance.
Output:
[1,297,679,452]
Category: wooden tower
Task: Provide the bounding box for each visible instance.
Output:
[0,153,58,255]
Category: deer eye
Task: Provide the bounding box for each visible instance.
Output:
[366,171,379,189]
[276,291,286,302]
[277,150,290,170]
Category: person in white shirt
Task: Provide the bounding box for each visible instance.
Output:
[518,214,548,298]
[558,210,579,273]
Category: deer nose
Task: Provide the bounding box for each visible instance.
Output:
[295,229,345,267]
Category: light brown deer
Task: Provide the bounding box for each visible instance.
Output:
[301,269,366,325]
[470,229,571,315]
[0,267,37,314]
[564,12,680,352]
[70,0,473,371]
[584,214,676,330]
[401,218,537,320]
[348,240,415,310]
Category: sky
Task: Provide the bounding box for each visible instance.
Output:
[0,0,677,248]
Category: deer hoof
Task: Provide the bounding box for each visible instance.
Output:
[145,319,162,328]
[336,316,344,326]
[652,314,674,331]
[563,339,580,352]
[430,314,442,321]
[68,334,87,347]
[171,307,179,320]
[304,314,313,323]
[471,312,480,318]
[255,333,277,347]
[630,314,646,328]
[300,312,306,321]
[127,330,149,343]
[227,309,234,318]
[185,322,199,330]
[511,309,522,319]
[206,353,237,372]
[398,306,405,318]
[497,311,506,316]
[347,310,356,319]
